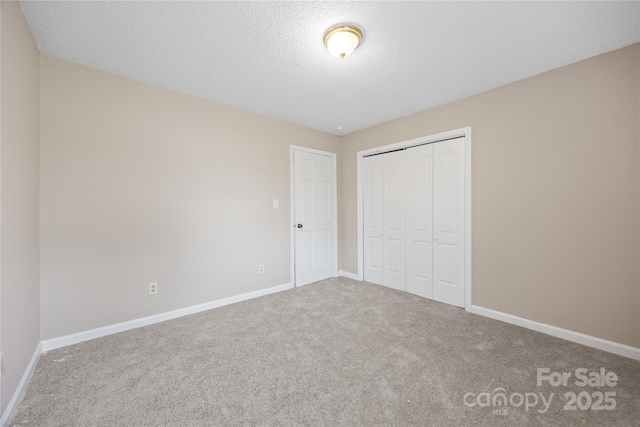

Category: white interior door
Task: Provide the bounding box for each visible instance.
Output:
[433,138,465,307]
[382,150,406,291]
[406,144,433,298]
[363,155,384,285]
[293,150,336,286]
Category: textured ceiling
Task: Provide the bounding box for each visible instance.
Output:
[19,1,640,135]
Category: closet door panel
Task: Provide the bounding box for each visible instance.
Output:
[433,137,465,307]
[363,155,384,285]
[406,144,433,298]
[383,151,406,291]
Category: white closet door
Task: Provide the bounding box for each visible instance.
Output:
[433,137,465,307]
[383,150,406,291]
[363,155,384,285]
[406,144,433,298]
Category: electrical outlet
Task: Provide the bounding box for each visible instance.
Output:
[149,282,158,295]
[258,265,264,274]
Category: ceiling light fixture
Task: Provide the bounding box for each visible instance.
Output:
[324,25,363,59]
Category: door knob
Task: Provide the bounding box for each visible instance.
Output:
[433,237,438,241]
[297,224,303,228]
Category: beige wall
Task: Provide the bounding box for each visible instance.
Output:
[40,55,340,339]
[340,44,640,348]
[1,1,41,415]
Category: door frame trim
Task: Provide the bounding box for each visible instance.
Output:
[356,126,473,311]
[290,145,338,287]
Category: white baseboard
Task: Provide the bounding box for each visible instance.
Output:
[1,342,43,427]
[471,305,640,361]
[339,270,360,281]
[41,282,293,353]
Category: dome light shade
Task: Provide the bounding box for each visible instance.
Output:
[324,25,363,59]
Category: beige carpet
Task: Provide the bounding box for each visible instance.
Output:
[9,277,640,426]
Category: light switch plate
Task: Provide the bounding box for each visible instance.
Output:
[273,199,279,208]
